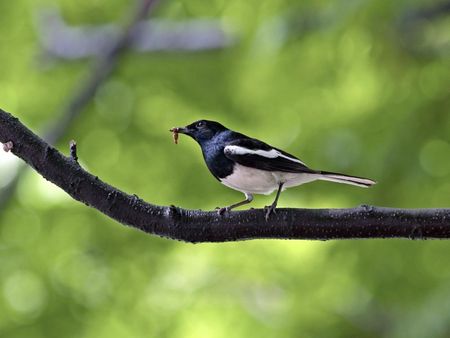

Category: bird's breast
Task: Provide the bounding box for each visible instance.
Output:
[201,142,234,179]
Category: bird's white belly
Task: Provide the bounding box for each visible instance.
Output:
[220,164,318,195]
[220,164,277,194]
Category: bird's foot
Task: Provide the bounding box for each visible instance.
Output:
[264,204,277,221]
[215,206,229,216]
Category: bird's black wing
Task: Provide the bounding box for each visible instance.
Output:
[223,137,316,173]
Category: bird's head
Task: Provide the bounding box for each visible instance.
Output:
[170,120,227,144]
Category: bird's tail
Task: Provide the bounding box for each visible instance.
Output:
[317,170,376,188]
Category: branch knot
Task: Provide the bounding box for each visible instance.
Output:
[2,141,13,152]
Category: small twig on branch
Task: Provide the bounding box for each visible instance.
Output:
[69,140,78,162]
[1,108,449,243]
[0,0,158,208]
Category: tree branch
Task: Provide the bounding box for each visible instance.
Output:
[1,108,449,243]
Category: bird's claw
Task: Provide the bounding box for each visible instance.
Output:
[216,206,229,216]
[264,204,277,221]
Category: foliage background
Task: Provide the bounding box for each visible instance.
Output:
[0,0,449,337]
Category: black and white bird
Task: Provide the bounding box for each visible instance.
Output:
[171,120,376,219]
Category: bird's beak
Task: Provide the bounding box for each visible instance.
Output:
[169,126,189,135]
[169,127,188,134]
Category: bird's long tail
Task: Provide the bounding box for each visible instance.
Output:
[317,171,376,188]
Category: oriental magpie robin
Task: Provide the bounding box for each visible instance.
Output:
[171,120,375,219]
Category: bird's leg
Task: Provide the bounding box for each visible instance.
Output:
[264,183,284,220]
[217,193,253,215]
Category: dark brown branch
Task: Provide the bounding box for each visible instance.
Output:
[1,108,450,243]
[0,0,158,207]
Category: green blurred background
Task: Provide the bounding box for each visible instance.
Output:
[1,0,450,337]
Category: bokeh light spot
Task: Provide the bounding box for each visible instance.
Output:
[95,80,134,130]
[420,139,450,177]
[1,209,41,246]
[82,128,121,169]
[52,251,111,308]
[325,130,361,170]
[3,270,47,317]
[17,171,72,208]
[0,147,20,189]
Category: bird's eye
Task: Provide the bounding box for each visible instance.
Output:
[196,121,205,128]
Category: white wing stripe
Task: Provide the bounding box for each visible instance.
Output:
[225,145,305,165]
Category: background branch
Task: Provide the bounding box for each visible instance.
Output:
[36,8,234,60]
[397,0,450,56]
[1,108,449,243]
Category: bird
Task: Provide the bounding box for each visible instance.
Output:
[170,120,376,219]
